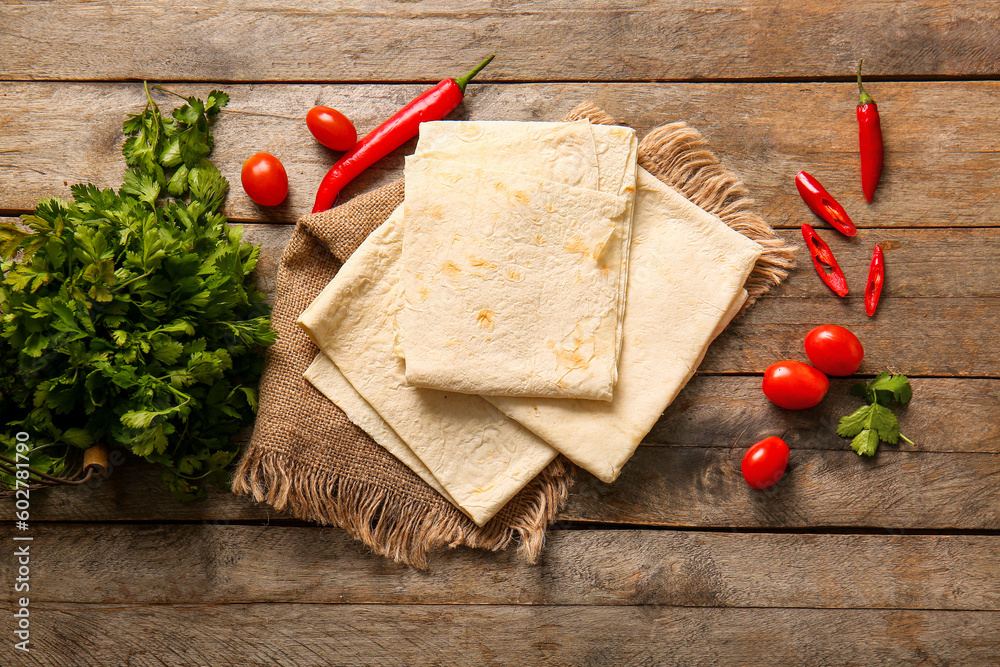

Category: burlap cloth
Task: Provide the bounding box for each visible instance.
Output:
[232,103,796,568]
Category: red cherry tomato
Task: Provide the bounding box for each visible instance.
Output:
[241,152,288,207]
[804,324,864,376]
[306,106,357,151]
[741,436,790,490]
[762,360,829,410]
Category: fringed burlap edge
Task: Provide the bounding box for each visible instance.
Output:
[570,101,797,312]
[233,435,574,569]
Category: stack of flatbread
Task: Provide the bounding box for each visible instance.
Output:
[298,119,763,527]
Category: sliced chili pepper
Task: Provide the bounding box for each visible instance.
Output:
[795,171,857,237]
[856,60,884,203]
[312,55,495,213]
[864,244,885,316]
[801,223,849,297]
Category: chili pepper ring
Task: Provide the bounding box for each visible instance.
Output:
[795,171,857,237]
[801,223,849,297]
[865,244,885,316]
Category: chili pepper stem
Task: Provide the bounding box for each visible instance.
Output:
[453,54,496,93]
[857,60,875,105]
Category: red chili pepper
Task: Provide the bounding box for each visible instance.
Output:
[856,60,884,203]
[801,223,849,297]
[312,55,495,213]
[864,244,885,316]
[795,171,857,237]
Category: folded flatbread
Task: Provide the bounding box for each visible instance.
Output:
[399,157,628,400]
[398,121,638,400]
[303,353,463,512]
[297,206,558,526]
[485,169,764,482]
[413,120,638,199]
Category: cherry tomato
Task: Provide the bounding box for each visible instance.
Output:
[241,152,288,207]
[804,324,864,376]
[762,360,829,410]
[306,106,357,151]
[741,436,790,490]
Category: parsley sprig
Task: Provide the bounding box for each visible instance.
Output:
[836,373,914,456]
[0,84,275,500]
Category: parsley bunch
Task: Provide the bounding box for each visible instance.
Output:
[0,84,275,500]
[837,373,914,456]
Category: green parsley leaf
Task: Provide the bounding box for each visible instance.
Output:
[837,404,872,439]
[0,223,31,259]
[869,403,900,444]
[850,429,881,457]
[869,372,913,405]
[838,372,914,456]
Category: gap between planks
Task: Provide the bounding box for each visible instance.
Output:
[14,518,1000,537]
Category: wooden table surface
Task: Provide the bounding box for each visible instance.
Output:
[2,1,1000,665]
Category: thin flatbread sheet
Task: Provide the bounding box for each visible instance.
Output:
[413,120,638,198]
[413,120,602,191]
[303,352,463,511]
[297,206,558,526]
[399,156,629,400]
[485,168,764,482]
[400,121,637,400]
[410,120,638,375]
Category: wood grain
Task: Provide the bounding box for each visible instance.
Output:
[5,220,995,301]
[5,214,997,374]
[704,295,1000,376]
[651,376,1000,454]
[2,0,998,82]
[4,525,998,611]
[10,442,1000,529]
[8,216,998,374]
[3,2,998,664]
[9,603,999,666]
[562,447,1000,529]
[2,81,999,229]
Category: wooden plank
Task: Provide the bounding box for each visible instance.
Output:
[10,440,1000,529]
[5,525,999,611]
[651,376,1000,454]
[7,220,998,301]
[562,447,1000,530]
[704,295,1000,376]
[2,81,999,229]
[4,214,998,374]
[2,1,998,82]
[11,603,1000,666]
[239,223,294,304]
[766,228,1000,300]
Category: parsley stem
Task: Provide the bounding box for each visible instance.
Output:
[114,269,154,292]
[142,80,155,108]
[151,85,189,103]
[900,433,915,446]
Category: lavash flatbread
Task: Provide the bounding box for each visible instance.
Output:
[398,121,638,400]
[302,353,463,511]
[297,206,558,526]
[485,169,764,482]
[413,121,639,368]
[399,157,628,400]
[413,120,638,199]
[414,120,602,190]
